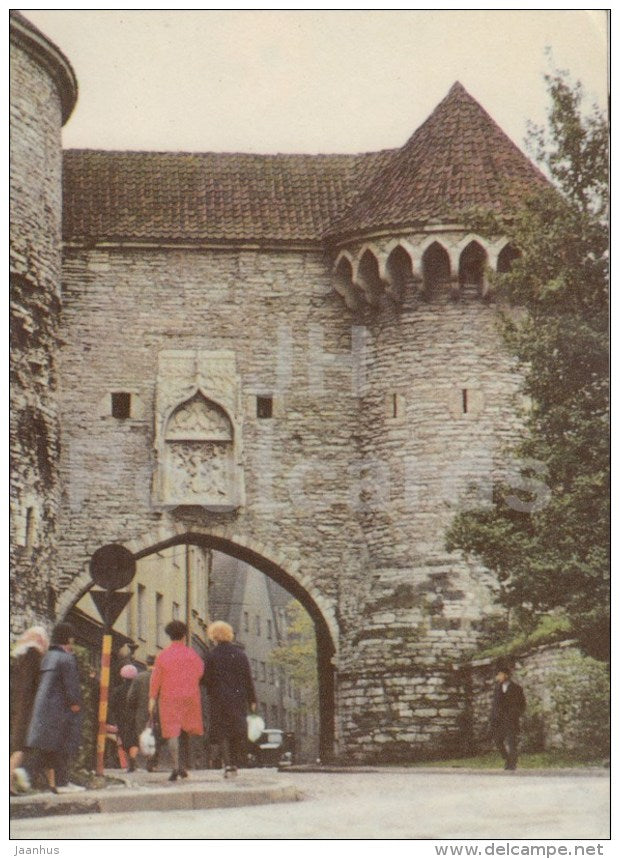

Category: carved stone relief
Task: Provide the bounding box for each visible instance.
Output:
[153,350,245,511]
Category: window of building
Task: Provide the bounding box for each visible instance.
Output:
[243,611,249,632]
[172,601,180,620]
[462,389,468,414]
[260,661,266,682]
[111,392,131,419]
[256,396,273,419]
[269,665,275,685]
[267,619,272,640]
[270,705,278,726]
[137,584,146,641]
[156,592,163,647]
[25,507,36,548]
[255,615,261,636]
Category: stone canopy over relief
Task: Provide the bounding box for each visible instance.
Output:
[153,350,244,511]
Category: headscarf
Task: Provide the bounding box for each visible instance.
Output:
[12,625,49,657]
[120,663,138,680]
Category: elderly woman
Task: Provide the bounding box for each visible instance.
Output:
[109,663,140,772]
[24,622,83,794]
[10,626,49,794]
[203,621,257,778]
[149,620,204,781]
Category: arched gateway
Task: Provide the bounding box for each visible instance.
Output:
[57,527,338,760]
[11,13,549,762]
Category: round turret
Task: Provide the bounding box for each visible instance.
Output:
[10,12,77,631]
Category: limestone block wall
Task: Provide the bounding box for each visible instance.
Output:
[58,239,525,760]
[9,31,69,632]
[334,282,524,761]
[57,245,369,612]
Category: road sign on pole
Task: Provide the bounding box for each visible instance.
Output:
[89,544,137,775]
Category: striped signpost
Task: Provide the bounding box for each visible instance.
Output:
[89,545,136,776]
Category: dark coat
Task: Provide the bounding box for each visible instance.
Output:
[490,680,526,732]
[26,646,82,756]
[202,642,257,742]
[126,669,160,741]
[110,678,137,748]
[10,647,42,753]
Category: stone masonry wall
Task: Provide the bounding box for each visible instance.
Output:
[58,241,524,760]
[10,39,64,633]
[335,279,524,761]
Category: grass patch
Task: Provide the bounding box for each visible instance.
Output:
[473,614,573,662]
[411,751,606,769]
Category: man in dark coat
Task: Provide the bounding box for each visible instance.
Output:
[490,659,526,771]
[203,621,257,778]
[25,622,84,793]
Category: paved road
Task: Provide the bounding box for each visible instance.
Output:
[10,769,609,840]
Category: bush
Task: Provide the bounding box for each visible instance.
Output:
[529,651,609,759]
[72,645,98,773]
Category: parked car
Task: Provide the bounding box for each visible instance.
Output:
[247,729,296,767]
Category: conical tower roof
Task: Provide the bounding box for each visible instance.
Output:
[325,82,548,239]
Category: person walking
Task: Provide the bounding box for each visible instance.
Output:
[148,621,204,781]
[23,622,85,794]
[126,655,162,771]
[10,626,49,794]
[202,621,257,779]
[490,659,526,771]
[109,663,140,772]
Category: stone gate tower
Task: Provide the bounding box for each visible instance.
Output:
[10,12,77,631]
[10,14,548,761]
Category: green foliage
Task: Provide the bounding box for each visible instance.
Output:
[268,600,319,710]
[72,645,97,774]
[526,651,610,759]
[447,70,609,660]
[473,613,572,662]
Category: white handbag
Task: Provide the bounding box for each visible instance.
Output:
[139,724,156,756]
[247,713,265,742]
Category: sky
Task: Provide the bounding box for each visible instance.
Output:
[20,9,609,158]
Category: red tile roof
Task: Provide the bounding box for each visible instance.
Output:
[326,83,548,238]
[62,149,392,244]
[62,83,547,245]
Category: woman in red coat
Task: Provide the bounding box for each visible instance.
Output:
[149,620,204,781]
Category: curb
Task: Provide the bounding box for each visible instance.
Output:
[10,782,302,820]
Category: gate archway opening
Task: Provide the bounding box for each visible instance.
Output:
[72,532,336,763]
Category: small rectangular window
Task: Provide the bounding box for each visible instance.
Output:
[267,619,272,640]
[256,396,273,419]
[111,392,131,419]
[243,611,249,632]
[462,389,468,414]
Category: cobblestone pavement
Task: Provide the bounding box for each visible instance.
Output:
[10,768,609,840]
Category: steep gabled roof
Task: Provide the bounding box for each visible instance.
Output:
[62,83,547,246]
[325,82,548,238]
[62,148,393,244]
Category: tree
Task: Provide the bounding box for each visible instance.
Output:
[269,600,319,710]
[446,71,609,660]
